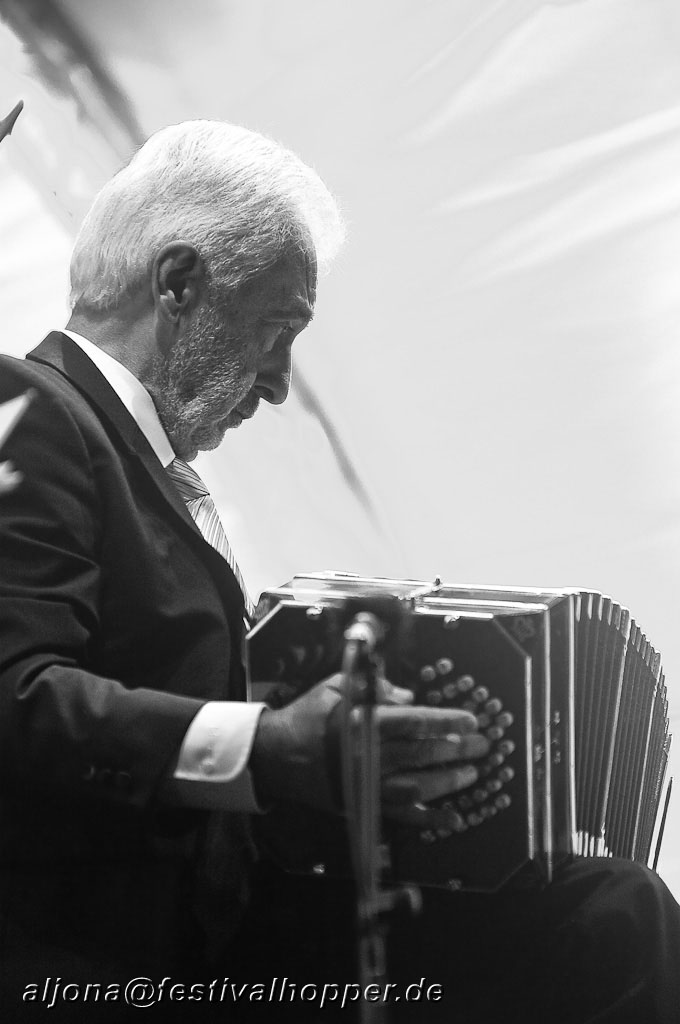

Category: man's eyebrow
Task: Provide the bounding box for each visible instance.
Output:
[263,302,314,323]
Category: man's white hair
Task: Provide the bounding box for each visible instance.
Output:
[69,120,344,312]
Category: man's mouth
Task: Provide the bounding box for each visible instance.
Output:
[236,397,260,421]
[225,403,256,428]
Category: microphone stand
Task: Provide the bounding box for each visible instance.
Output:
[341,615,421,1024]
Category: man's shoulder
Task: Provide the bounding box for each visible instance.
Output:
[0,350,78,403]
[1,341,106,412]
[0,351,46,382]
[0,349,114,460]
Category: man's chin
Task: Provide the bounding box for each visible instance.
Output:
[222,406,258,430]
[173,426,224,462]
[172,408,255,460]
[182,419,243,459]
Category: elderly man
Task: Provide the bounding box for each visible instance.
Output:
[0,121,488,1020]
[0,121,678,1023]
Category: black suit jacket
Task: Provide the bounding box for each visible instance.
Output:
[0,332,248,976]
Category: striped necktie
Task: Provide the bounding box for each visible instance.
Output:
[166,457,255,621]
[166,458,257,956]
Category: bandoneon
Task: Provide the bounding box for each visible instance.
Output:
[246,573,671,893]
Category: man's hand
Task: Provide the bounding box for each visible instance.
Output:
[250,673,489,830]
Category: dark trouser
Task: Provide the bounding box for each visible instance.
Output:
[3,857,679,1022]
[230,857,680,1023]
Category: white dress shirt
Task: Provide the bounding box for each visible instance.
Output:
[62,329,266,811]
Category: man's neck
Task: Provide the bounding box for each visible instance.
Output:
[66,309,157,387]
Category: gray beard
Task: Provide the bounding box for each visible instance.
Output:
[147,303,252,461]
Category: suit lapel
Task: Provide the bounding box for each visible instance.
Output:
[27,333,246,627]
[28,332,199,533]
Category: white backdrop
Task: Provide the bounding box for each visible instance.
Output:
[1,0,679,896]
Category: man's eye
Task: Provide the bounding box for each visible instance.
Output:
[262,322,299,354]
[276,325,296,344]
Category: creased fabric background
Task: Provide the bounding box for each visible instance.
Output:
[0,0,679,896]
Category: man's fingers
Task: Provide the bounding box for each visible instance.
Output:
[374,677,414,706]
[377,704,481,739]
[383,763,480,805]
[382,732,489,772]
[383,800,468,832]
[325,673,413,706]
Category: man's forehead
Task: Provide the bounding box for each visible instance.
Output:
[241,249,316,320]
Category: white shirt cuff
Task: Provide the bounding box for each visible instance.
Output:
[172,701,267,811]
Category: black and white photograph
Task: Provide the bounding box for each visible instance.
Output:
[0,2,679,1021]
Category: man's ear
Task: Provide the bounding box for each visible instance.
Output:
[152,242,205,325]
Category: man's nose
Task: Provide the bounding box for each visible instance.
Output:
[254,347,293,405]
